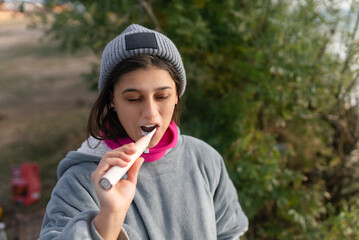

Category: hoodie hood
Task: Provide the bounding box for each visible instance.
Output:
[57,127,181,179]
[57,137,109,179]
[57,151,101,179]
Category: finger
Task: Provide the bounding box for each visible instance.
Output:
[96,157,130,176]
[101,151,133,163]
[97,152,133,170]
[92,156,131,186]
[114,143,136,155]
[126,157,144,185]
[123,145,136,155]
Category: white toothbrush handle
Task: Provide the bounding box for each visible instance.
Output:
[100,129,156,190]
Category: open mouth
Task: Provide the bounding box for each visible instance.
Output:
[140,124,157,136]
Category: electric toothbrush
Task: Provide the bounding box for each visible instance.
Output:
[100,128,156,190]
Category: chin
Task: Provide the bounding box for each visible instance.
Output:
[148,138,160,148]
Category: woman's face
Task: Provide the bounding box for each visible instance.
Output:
[111,66,178,148]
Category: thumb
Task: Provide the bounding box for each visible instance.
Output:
[126,157,144,184]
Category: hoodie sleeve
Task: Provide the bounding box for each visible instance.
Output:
[212,155,249,239]
[39,161,105,240]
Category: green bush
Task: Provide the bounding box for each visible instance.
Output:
[32,0,359,238]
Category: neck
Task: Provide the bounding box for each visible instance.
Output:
[104,121,178,162]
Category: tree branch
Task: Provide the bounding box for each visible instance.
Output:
[138,0,162,32]
[341,187,359,199]
[322,114,356,145]
[341,9,359,74]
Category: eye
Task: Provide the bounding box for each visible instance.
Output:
[127,98,141,102]
[124,94,142,102]
[157,96,169,100]
[156,94,170,100]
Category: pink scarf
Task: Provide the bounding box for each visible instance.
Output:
[104,121,178,162]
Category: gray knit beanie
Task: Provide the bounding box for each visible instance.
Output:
[98,24,186,97]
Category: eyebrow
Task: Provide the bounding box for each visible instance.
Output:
[121,86,172,94]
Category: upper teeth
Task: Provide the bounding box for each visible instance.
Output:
[144,124,156,127]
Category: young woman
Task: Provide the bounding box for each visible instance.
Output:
[39,24,248,240]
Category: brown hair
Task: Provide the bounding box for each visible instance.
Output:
[87,55,181,141]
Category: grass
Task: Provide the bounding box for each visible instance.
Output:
[0,13,97,239]
[0,109,89,204]
[0,42,62,62]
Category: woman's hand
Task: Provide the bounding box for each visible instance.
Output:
[91,143,144,240]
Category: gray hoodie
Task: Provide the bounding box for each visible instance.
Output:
[39,133,248,240]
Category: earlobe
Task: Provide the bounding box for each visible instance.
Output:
[110,91,115,108]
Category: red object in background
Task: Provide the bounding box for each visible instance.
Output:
[11,163,41,206]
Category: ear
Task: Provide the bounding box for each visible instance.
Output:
[110,91,115,108]
[110,101,115,108]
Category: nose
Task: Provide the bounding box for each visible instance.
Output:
[141,97,159,118]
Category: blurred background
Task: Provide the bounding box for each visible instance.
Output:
[1,0,359,239]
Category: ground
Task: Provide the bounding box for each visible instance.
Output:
[0,11,98,239]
